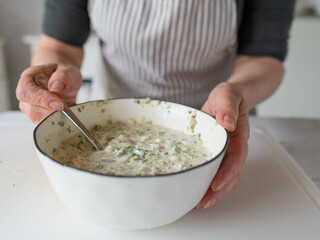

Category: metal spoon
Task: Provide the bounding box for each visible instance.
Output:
[34,74,104,151]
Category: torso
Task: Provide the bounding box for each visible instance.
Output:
[88,0,237,109]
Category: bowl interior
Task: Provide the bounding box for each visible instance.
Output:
[34,98,228,173]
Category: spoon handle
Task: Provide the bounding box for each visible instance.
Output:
[34,74,104,151]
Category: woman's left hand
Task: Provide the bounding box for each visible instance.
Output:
[197,82,250,209]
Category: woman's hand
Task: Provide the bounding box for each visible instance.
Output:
[16,63,82,124]
[197,82,250,208]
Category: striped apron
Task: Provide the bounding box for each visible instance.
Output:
[88,0,237,109]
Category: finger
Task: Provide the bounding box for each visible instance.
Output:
[201,100,216,117]
[210,102,249,191]
[210,173,242,204]
[204,83,244,132]
[210,140,247,192]
[19,102,54,124]
[48,65,82,98]
[198,173,242,209]
[21,63,58,77]
[16,82,64,111]
[16,66,64,111]
[214,88,242,132]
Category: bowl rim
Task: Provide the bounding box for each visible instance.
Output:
[33,98,229,178]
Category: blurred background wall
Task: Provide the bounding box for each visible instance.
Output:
[0,0,44,110]
[0,0,320,119]
[257,0,320,119]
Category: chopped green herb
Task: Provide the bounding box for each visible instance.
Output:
[101,109,106,113]
[51,121,55,125]
[81,105,85,110]
[135,130,142,136]
[132,155,141,161]
[171,143,181,152]
[92,146,97,151]
[13,184,16,187]
[117,149,127,157]
[52,148,57,155]
[76,142,83,151]
[96,101,105,107]
[67,126,72,133]
[95,164,104,169]
[78,107,82,112]
[107,137,115,141]
[58,121,65,127]
[94,125,102,131]
[66,161,74,166]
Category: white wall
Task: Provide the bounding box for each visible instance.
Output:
[0,37,10,111]
[0,0,44,110]
[257,17,320,119]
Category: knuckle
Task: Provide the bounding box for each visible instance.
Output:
[16,83,28,102]
[16,74,28,101]
[15,84,22,101]
[20,68,31,78]
[34,91,48,106]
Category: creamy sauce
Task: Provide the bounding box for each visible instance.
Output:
[52,118,212,176]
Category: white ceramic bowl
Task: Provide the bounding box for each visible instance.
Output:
[33,98,228,230]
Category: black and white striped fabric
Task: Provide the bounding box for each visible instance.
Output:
[88,0,237,109]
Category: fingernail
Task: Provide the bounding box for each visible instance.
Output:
[212,182,226,192]
[195,204,201,210]
[49,101,64,111]
[224,115,235,130]
[50,80,65,93]
[203,198,217,209]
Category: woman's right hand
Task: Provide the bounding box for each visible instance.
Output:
[16,63,82,124]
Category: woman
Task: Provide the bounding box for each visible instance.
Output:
[16,0,295,209]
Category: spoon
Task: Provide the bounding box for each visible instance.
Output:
[34,74,104,151]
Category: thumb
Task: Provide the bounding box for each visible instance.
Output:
[215,99,240,132]
[48,65,82,102]
[207,83,243,132]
